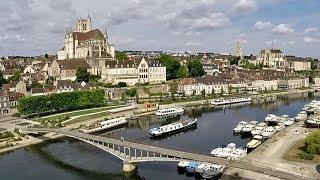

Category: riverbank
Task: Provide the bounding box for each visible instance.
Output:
[0,92,317,180]
[159,88,313,108]
[0,88,314,155]
[245,121,319,179]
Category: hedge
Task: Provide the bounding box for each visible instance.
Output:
[18,89,105,116]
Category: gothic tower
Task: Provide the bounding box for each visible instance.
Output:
[235,35,243,59]
[76,16,92,33]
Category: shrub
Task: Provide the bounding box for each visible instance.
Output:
[298,152,315,160]
[304,131,320,155]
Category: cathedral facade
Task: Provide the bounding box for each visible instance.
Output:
[58,16,115,60]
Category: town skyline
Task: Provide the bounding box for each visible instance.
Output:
[1,0,320,58]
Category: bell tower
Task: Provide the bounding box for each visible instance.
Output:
[76,16,92,33]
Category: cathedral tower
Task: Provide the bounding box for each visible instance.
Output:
[76,16,92,33]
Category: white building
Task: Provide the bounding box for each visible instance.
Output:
[101,57,166,86]
[58,16,115,60]
[286,56,311,71]
[178,76,229,95]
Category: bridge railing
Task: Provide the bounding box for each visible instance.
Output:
[23,128,315,180]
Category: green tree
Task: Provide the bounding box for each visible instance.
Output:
[310,60,317,70]
[158,55,181,80]
[304,131,320,155]
[9,70,21,82]
[230,56,241,65]
[115,51,128,61]
[118,82,127,88]
[201,89,206,98]
[192,90,196,96]
[121,93,126,101]
[76,67,90,83]
[211,88,215,96]
[187,58,205,77]
[46,76,55,86]
[0,71,8,87]
[220,87,224,95]
[31,81,43,88]
[177,66,188,78]
[126,88,137,97]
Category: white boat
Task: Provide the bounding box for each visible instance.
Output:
[257,122,267,127]
[241,123,255,133]
[149,118,197,137]
[284,118,294,126]
[246,135,263,149]
[261,126,276,138]
[195,162,211,175]
[249,121,258,126]
[211,97,251,106]
[265,114,278,125]
[80,117,127,134]
[211,143,246,160]
[304,118,320,127]
[201,164,226,179]
[155,107,184,116]
[233,126,243,133]
[251,126,264,136]
[228,148,247,160]
[294,111,307,121]
[233,121,247,133]
[177,160,190,169]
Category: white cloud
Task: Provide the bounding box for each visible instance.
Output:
[185,42,201,46]
[304,27,318,34]
[160,12,231,31]
[304,36,320,43]
[282,41,295,45]
[266,40,277,45]
[190,13,231,30]
[184,31,201,36]
[232,0,257,14]
[272,24,294,34]
[252,21,274,31]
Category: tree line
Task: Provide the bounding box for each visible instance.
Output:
[158,55,205,80]
[18,89,105,116]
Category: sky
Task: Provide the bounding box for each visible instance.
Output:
[1,0,320,58]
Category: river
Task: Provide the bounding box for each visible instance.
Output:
[0,93,316,180]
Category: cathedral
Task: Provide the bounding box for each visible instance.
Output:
[57,16,115,60]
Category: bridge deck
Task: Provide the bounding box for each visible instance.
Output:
[24,128,314,180]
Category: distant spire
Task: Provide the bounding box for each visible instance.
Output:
[271,40,274,50]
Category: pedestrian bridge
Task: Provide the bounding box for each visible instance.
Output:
[23,127,312,180]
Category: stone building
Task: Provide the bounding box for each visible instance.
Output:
[0,91,10,116]
[101,57,166,85]
[58,16,115,60]
[49,59,91,81]
[178,75,229,96]
[286,56,311,71]
[256,49,287,69]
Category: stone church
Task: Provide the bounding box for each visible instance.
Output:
[57,16,115,60]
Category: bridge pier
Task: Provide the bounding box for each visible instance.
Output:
[123,161,137,172]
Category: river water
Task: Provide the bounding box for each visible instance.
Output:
[0,93,316,180]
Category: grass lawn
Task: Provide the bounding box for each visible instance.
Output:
[63,111,110,125]
[36,105,126,122]
[283,139,320,164]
